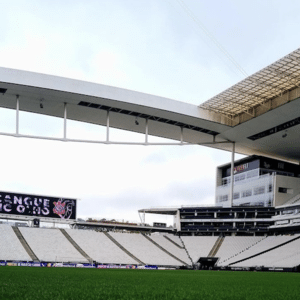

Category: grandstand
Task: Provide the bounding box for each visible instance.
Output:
[1,48,300,271]
[1,223,300,271]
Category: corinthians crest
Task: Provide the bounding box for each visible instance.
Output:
[53,199,76,219]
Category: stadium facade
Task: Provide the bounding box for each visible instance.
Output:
[140,155,300,236]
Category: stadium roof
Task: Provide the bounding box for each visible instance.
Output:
[1,48,300,163]
[0,67,229,145]
[200,48,300,123]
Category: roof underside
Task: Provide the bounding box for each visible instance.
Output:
[200,48,300,119]
[0,67,229,147]
[1,49,300,163]
[138,208,178,215]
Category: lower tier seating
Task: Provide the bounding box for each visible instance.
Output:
[1,224,300,268]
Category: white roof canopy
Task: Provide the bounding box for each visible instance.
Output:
[200,48,300,121]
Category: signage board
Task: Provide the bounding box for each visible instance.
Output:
[0,191,76,220]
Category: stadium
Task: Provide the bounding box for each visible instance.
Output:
[0,47,300,275]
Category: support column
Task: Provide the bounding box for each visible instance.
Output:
[229,142,235,207]
[180,127,183,144]
[16,95,19,135]
[64,103,67,140]
[106,110,110,142]
[138,211,145,224]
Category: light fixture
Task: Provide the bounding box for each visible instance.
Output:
[40,98,44,109]
[0,88,7,95]
[135,117,139,125]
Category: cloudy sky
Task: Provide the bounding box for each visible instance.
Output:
[0,0,299,225]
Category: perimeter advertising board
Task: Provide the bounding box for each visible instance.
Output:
[0,191,76,220]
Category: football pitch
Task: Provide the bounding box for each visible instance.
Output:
[0,267,299,300]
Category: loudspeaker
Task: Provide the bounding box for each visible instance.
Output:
[33,219,40,227]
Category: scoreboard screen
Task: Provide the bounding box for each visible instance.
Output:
[0,191,77,220]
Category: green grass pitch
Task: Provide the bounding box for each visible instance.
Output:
[0,267,299,300]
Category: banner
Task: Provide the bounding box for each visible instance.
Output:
[0,191,76,220]
[53,263,95,268]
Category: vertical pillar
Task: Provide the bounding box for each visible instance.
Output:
[138,211,145,224]
[229,142,235,207]
[64,103,67,140]
[180,127,183,144]
[106,110,110,142]
[272,172,275,207]
[16,95,19,135]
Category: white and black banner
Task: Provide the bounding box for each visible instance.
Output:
[0,191,76,220]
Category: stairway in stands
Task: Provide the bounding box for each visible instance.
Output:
[208,236,225,257]
[142,234,189,266]
[60,229,93,263]
[12,226,39,262]
[178,236,194,266]
[164,235,184,248]
[104,232,144,265]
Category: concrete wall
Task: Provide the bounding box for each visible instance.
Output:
[274,175,300,206]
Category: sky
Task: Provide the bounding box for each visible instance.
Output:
[0,0,300,225]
